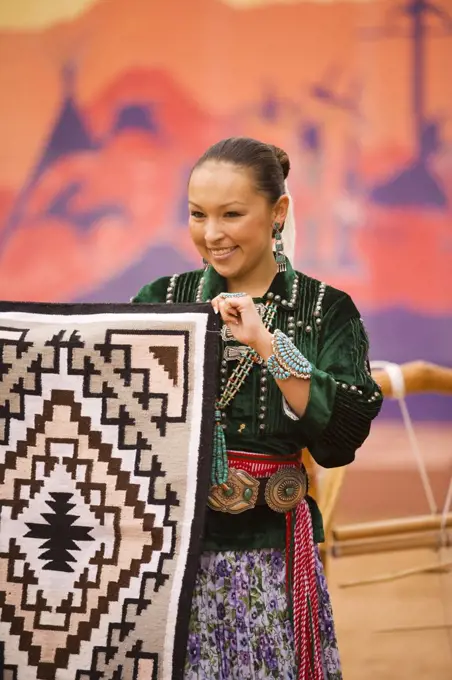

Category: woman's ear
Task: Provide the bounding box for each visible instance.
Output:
[273,194,290,229]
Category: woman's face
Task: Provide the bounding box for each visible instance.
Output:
[188,161,287,281]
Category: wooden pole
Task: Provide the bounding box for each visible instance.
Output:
[331,530,449,557]
[303,450,318,501]
[377,623,452,633]
[315,361,452,564]
[372,361,452,397]
[303,450,332,572]
[333,513,452,542]
[321,468,347,536]
[339,559,452,588]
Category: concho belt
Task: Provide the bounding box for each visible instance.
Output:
[207,452,308,514]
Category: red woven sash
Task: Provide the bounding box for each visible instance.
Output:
[227,451,324,680]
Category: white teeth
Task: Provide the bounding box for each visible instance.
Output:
[210,247,235,256]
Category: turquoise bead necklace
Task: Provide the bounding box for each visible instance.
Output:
[211,301,278,488]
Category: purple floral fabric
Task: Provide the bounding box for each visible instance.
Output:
[184,547,342,679]
[313,547,342,678]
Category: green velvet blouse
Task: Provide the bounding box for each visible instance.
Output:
[132,260,383,551]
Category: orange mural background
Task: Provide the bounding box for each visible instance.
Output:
[0,0,451,418]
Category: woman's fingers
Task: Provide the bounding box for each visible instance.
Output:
[211,297,220,314]
[218,299,240,325]
[211,293,253,326]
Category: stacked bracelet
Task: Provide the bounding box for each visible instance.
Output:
[267,354,291,380]
[266,329,312,381]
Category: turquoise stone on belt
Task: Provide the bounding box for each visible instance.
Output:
[243,487,253,501]
[207,469,259,514]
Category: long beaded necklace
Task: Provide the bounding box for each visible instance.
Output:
[211,300,277,488]
[167,268,301,487]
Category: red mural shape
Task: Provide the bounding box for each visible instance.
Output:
[0,0,451,314]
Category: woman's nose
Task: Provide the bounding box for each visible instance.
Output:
[204,218,224,244]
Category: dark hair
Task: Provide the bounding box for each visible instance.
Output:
[191,137,290,204]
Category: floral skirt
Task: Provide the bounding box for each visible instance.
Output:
[184,547,342,679]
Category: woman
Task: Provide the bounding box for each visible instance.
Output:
[132,137,382,679]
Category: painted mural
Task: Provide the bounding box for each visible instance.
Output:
[0,0,451,419]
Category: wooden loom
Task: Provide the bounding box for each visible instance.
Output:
[306,361,452,576]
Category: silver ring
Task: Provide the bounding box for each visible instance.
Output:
[219,292,247,299]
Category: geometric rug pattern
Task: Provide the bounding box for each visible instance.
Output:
[0,302,218,680]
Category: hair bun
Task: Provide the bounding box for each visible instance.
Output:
[270,145,290,180]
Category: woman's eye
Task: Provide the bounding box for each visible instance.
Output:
[224,211,242,218]
[190,211,205,219]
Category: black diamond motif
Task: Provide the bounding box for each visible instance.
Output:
[25,492,95,572]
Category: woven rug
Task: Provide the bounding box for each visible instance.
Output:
[0,302,218,680]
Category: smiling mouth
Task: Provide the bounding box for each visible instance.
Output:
[208,247,237,259]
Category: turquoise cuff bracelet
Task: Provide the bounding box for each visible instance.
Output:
[266,330,312,381]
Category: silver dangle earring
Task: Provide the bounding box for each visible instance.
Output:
[273,222,286,272]
[202,258,209,270]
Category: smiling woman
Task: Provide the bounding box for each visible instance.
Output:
[132,136,383,679]
[188,167,286,294]
[188,137,290,295]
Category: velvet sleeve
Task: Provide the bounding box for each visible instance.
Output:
[296,293,382,468]
[130,277,170,304]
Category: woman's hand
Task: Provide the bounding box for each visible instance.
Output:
[212,294,273,360]
[212,293,311,418]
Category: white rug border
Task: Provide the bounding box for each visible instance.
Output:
[0,308,211,680]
